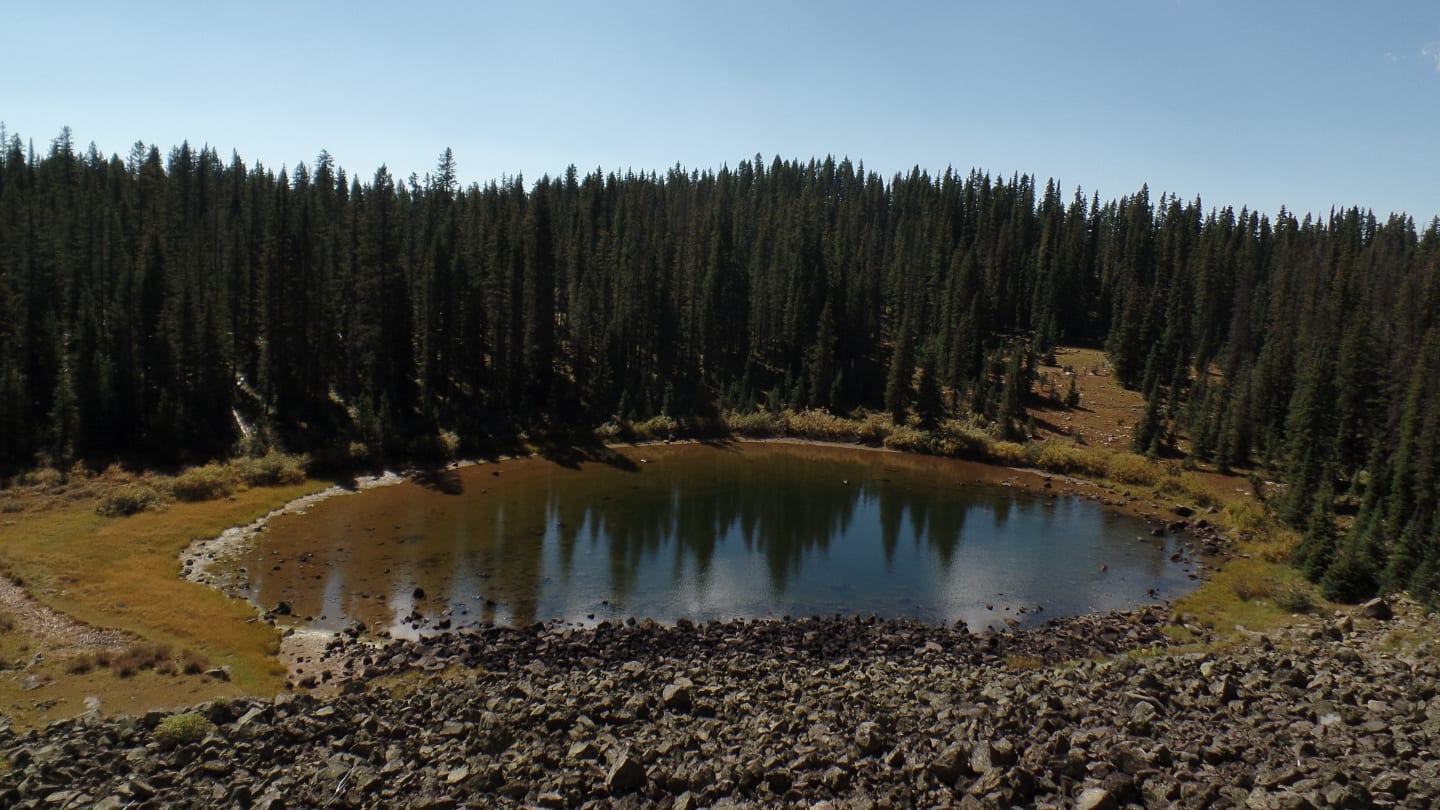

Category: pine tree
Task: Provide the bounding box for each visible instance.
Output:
[884,319,916,423]
[914,351,946,429]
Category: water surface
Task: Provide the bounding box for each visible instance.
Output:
[227,443,1194,635]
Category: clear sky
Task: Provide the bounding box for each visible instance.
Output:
[5,1,1438,222]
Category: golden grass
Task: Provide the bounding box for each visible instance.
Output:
[0,478,323,699]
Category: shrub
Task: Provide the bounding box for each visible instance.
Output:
[110,642,173,678]
[96,483,168,517]
[630,414,679,441]
[1032,444,1110,478]
[1276,583,1318,614]
[66,653,97,675]
[19,467,65,490]
[985,441,1029,466]
[723,410,780,437]
[936,421,990,458]
[882,424,931,453]
[1224,500,1269,535]
[783,409,863,442]
[179,648,210,675]
[154,712,216,748]
[1105,453,1160,486]
[171,464,234,502]
[853,412,893,445]
[592,421,627,442]
[235,452,307,487]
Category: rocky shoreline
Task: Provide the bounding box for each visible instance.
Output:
[3,599,1436,809]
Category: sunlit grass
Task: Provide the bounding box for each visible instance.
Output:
[0,479,323,699]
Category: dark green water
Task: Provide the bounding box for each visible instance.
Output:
[231,443,1195,636]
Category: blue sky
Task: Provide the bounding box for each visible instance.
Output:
[5,1,1438,222]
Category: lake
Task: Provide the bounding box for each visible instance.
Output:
[225,443,1196,636]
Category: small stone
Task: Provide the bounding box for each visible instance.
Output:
[854,721,888,755]
[445,765,470,785]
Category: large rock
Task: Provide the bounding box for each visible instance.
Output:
[606,751,647,793]
[662,677,694,711]
[929,743,969,784]
[1359,598,1392,620]
[1076,787,1118,810]
[969,739,1015,774]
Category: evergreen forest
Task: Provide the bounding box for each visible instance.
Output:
[3,126,1440,601]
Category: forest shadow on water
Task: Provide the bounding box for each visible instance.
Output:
[227,444,1196,637]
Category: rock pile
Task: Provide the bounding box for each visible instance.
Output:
[2,601,1436,808]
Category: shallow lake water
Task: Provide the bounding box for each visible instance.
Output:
[226,443,1196,636]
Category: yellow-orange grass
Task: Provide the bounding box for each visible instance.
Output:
[0,480,322,693]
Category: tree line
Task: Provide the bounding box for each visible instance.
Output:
[2,126,1439,599]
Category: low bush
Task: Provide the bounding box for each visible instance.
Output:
[592,421,627,442]
[96,483,168,517]
[18,467,65,490]
[1105,453,1160,486]
[853,412,893,445]
[171,464,234,502]
[882,424,931,453]
[723,410,780,437]
[110,642,174,678]
[1031,444,1109,478]
[154,712,216,748]
[234,452,307,487]
[936,421,990,458]
[1224,500,1269,535]
[179,648,210,675]
[65,653,97,675]
[1276,583,1318,614]
[629,414,679,441]
[985,441,1029,466]
[782,409,865,442]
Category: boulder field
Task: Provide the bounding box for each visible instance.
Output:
[1,600,1435,809]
